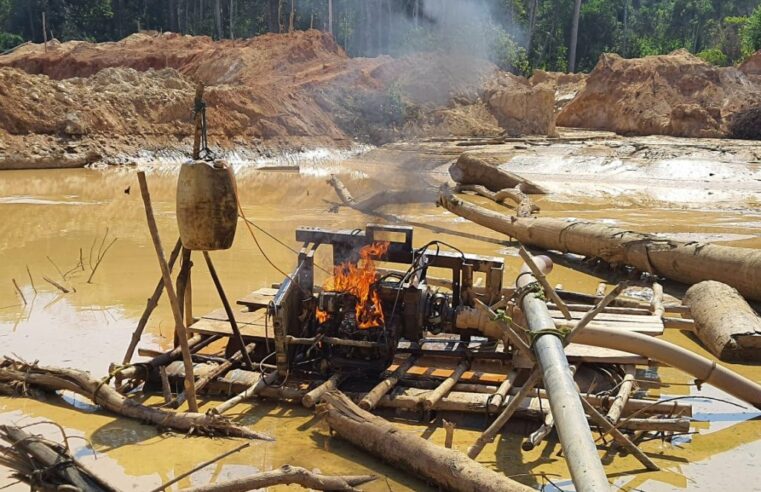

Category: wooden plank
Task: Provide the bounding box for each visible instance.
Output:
[560,319,663,335]
[188,308,270,339]
[236,287,280,310]
[513,344,648,368]
[548,309,662,324]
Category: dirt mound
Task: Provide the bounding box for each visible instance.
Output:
[0,30,559,168]
[530,70,587,112]
[557,50,761,138]
[740,50,761,76]
[484,73,556,136]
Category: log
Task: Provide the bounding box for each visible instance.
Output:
[303,373,345,408]
[138,171,198,412]
[421,359,469,411]
[0,359,272,440]
[683,281,761,362]
[0,425,111,492]
[606,365,636,424]
[468,368,542,459]
[438,186,761,302]
[182,465,376,492]
[321,391,535,492]
[455,184,539,217]
[359,355,417,410]
[449,154,548,195]
[214,370,278,415]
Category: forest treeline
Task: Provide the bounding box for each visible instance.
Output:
[2,1,761,74]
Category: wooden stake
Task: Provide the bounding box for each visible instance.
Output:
[518,246,572,320]
[651,282,665,318]
[467,367,541,459]
[359,355,417,410]
[202,251,254,370]
[606,365,636,424]
[159,366,173,405]
[443,419,455,449]
[581,397,659,471]
[137,171,198,413]
[192,84,204,160]
[122,238,182,364]
[566,281,629,343]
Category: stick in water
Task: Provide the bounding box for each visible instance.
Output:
[137,171,198,413]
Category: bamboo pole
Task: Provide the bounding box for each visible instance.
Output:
[438,186,761,301]
[137,171,198,413]
[359,355,417,410]
[606,365,636,424]
[421,359,469,411]
[123,238,182,364]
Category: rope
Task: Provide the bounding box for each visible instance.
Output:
[193,98,214,161]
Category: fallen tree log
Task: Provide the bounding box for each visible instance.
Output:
[182,465,375,492]
[438,186,761,302]
[0,359,272,440]
[684,281,761,362]
[455,184,538,217]
[320,391,535,492]
[449,154,548,195]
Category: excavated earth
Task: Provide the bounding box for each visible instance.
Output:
[0,30,548,169]
[558,49,761,138]
[1,31,760,170]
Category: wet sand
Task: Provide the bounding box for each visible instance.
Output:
[1,134,761,490]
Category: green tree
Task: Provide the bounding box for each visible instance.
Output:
[742,5,761,55]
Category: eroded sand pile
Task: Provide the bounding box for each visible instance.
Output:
[557,50,761,138]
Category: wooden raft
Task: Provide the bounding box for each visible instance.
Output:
[188,287,664,366]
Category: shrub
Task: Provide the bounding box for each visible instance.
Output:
[697,48,729,66]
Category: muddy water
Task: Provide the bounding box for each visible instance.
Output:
[1,142,761,491]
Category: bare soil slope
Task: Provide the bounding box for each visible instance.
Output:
[0,30,559,168]
[557,50,761,138]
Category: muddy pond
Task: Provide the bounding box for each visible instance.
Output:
[1,134,761,491]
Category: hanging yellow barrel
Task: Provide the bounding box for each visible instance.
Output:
[176,159,238,251]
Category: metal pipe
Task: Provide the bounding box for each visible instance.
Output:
[517,256,609,492]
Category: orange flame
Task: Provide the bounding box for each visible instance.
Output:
[316,241,389,329]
